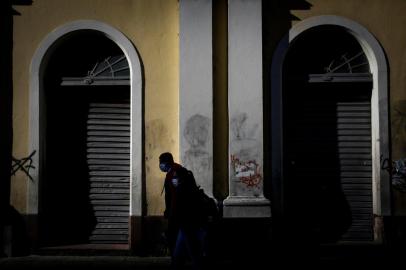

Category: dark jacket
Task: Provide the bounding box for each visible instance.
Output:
[164,163,204,229]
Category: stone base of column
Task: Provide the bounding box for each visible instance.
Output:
[222,196,271,218]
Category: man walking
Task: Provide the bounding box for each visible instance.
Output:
[159,152,206,270]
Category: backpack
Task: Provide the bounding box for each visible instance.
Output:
[184,169,220,221]
[196,186,220,221]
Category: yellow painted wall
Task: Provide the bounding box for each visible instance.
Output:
[11,0,179,215]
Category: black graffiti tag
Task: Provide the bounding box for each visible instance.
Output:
[11,150,36,181]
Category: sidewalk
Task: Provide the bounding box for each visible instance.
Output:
[0,256,172,270]
[0,255,240,270]
[0,243,399,269]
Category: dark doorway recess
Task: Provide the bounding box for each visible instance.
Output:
[40,31,130,248]
[282,26,373,244]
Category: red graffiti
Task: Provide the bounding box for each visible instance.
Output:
[231,155,261,187]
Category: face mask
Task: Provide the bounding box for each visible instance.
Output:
[159,163,170,172]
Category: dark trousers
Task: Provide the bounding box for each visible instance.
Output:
[171,227,206,270]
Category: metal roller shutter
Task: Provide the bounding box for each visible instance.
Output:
[284,83,373,242]
[337,101,373,241]
[87,101,130,244]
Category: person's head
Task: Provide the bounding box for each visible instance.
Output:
[159,152,174,172]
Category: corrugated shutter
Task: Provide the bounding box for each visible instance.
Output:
[87,102,130,244]
[284,83,373,242]
[337,101,373,241]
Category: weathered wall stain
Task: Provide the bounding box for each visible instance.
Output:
[230,112,261,194]
[145,119,174,215]
[183,114,212,185]
[230,112,247,139]
[146,119,171,157]
[230,112,259,140]
[184,114,210,148]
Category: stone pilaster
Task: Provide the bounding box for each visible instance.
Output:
[180,0,213,196]
[223,0,271,217]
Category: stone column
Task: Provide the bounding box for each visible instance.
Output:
[223,0,271,217]
[180,0,213,196]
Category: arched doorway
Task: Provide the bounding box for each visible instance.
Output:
[29,21,143,249]
[42,31,131,246]
[284,26,373,243]
[271,16,390,244]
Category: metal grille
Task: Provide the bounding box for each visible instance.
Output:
[61,55,130,86]
[87,102,130,244]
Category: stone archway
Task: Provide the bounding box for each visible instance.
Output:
[28,20,143,247]
[271,15,390,242]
